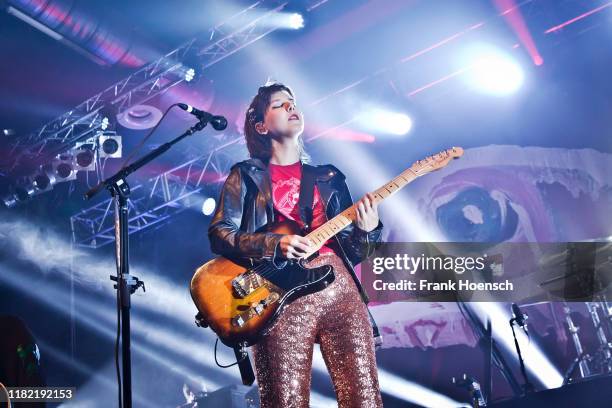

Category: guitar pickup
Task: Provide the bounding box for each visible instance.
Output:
[232,272,263,298]
[232,274,248,298]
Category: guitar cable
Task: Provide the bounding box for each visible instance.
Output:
[214,338,247,368]
[119,103,181,169]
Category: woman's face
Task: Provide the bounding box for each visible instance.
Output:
[257,90,304,139]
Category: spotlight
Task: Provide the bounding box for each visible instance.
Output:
[463,46,524,95]
[14,183,35,202]
[98,132,122,158]
[358,109,413,136]
[100,116,110,130]
[201,197,216,216]
[184,68,195,82]
[180,49,202,85]
[1,194,17,208]
[73,142,96,171]
[98,105,117,131]
[53,155,77,181]
[56,163,73,178]
[288,13,304,29]
[2,128,16,137]
[76,150,95,168]
[32,167,55,192]
[33,173,51,190]
[102,139,118,155]
[265,11,305,30]
[117,104,163,130]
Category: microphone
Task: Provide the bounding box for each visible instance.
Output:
[177,103,227,131]
[512,303,528,330]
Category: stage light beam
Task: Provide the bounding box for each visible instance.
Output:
[357,109,413,136]
[263,12,306,30]
[466,50,524,96]
[184,67,196,82]
[289,13,304,29]
[201,197,216,216]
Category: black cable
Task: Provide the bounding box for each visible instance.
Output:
[214,338,246,368]
[120,103,181,169]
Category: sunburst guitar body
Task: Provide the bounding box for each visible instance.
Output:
[190,220,333,347]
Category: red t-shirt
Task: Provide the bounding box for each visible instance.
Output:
[268,161,335,255]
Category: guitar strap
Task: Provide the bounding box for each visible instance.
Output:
[298,164,316,230]
[233,345,255,386]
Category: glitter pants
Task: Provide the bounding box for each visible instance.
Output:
[252,253,383,408]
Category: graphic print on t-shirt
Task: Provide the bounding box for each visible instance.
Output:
[268,162,335,254]
[271,173,327,228]
[272,176,302,222]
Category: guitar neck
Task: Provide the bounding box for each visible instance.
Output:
[305,167,419,248]
[305,147,463,248]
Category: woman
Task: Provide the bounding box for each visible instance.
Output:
[208,82,383,407]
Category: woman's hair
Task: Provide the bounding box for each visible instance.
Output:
[244,82,310,163]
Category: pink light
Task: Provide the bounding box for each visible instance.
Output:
[306,121,376,143]
[407,68,470,97]
[309,20,489,107]
[545,2,612,34]
[400,22,485,64]
[494,0,544,66]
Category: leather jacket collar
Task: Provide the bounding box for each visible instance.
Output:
[237,158,343,224]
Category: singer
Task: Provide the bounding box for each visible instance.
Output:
[207,82,384,407]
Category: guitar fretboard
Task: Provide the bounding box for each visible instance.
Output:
[305,166,421,248]
[304,145,465,247]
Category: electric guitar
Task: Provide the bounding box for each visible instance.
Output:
[190,147,464,346]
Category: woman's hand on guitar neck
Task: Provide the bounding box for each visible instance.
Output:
[279,235,314,259]
[355,192,380,232]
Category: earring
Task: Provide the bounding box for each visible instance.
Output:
[255,122,268,135]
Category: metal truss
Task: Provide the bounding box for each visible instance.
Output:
[9,39,199,165]
[5,0,292,171]
[70,137,241,248]
[199,1,289,69]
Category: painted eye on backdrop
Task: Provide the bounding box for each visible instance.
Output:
[436,186,519,242]
[385,146,612,244]
[424,166,554,245]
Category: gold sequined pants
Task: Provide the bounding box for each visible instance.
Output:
[252,253,383,408]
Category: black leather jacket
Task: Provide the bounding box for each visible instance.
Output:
[208,158,383,337]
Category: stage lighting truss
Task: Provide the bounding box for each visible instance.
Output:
[198,1,289,68]
[3,0,299,175]
[70,138,240,248]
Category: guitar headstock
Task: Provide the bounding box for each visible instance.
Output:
[411,147,464,175]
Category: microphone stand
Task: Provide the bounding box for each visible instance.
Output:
[84,118,211,408]
[509,316,535,395]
